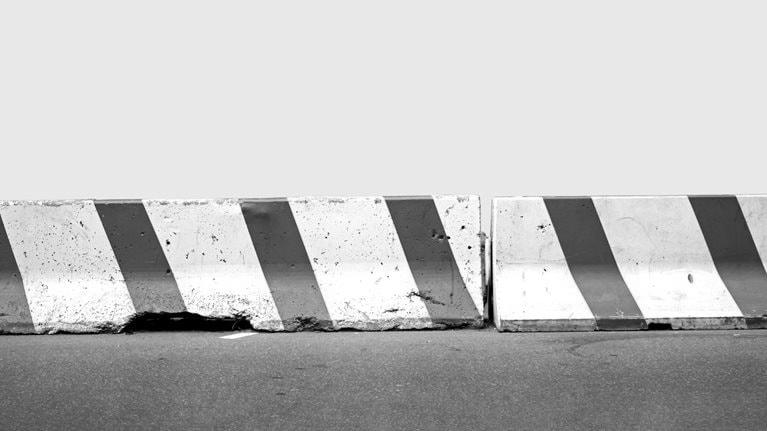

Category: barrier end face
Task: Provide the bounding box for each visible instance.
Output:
[480,231,490,320]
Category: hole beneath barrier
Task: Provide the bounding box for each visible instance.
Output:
[121,312,254,333]
[647,322,673,331]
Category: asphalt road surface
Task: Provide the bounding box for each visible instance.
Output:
[1,329,766,430]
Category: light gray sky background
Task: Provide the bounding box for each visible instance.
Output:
[1,1,765,228]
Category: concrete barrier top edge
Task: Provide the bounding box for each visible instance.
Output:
[492,194,767,203]
[0,195,480,205]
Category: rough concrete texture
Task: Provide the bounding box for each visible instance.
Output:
[493,195,767,331]
[0,201,136,333]
[0,196,484,333]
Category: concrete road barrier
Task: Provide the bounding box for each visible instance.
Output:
[493,196,767,331]
[0,196,484,333]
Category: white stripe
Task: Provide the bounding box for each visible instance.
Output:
[143,199,283,331]
[289,197,431,327]
[433,195,484,315]
[492,197,594,324]
[220,332,257,339]
[736,195,767,276]
[0,200,135,332]
[593,196,742,319]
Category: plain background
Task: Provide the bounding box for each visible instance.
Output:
[1,1,766,228]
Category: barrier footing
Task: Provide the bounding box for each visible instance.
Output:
[496,319,596,332]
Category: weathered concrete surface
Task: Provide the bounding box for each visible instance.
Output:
[0,201,136,333]
[493,195,767,331]
[0,196,484,333]
[1,330,765,430]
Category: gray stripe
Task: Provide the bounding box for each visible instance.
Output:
[385,197,481,324]
[95,201,186,314]
[240,199,332,330]
[689,196,767,328]
[0,214,34,333]
[544,197,647,330]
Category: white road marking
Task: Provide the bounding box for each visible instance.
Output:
[220,332,257,340]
